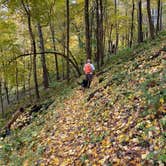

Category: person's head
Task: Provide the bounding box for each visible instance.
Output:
[87,59,91,63]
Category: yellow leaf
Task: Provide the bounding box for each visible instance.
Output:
[51,157,60,165]
[61,159,71,166]
[141,152,149,159]
[118,134,129,142]
[160,98,164,104]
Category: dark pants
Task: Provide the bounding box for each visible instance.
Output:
[86,74,93,88]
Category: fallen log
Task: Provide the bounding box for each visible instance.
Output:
[0,107,25,138]
[3,107,24,131]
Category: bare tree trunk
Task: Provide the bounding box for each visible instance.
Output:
[114,0,119,54]
[22,58,26,95]
[85,0,91,59]
[108,29,113,53]
[66,0,70,82]
[156,0,161,34]
[159,2,162,31]
[37,22,49,89]
[4,81,10,105]
[130,0,135,47]
[0,81,4,118]
[90,6,95,56]
[28,56,32,100]
[21,0,40,99]
[99,0,104,66]
[15,61,19,101]
[137,0,143,43]
[96,0,100,70]
[50,23,60,80]
[62,29,66,79]
[147,0,155,39]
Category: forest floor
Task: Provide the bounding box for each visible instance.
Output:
[0,32,166,166]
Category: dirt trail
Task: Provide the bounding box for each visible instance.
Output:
[40,77,99,165]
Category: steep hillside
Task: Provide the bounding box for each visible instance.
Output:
[0,32,166,166]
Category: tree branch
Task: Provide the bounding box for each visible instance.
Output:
[9,51,81,76]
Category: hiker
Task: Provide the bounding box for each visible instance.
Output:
[83,59,95,88]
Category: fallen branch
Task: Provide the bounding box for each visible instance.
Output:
[0,107,25,137]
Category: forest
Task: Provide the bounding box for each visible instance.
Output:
[0,0,166,165]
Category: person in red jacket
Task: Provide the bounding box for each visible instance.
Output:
[83,59,95,88]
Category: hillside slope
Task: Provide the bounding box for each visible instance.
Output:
[0,32,166,166]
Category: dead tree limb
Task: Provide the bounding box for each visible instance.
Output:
[9,51,81,76]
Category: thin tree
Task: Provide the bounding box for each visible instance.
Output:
[4,81,10,105]
[147,0,155,39]
[66,0,70,82]
[0,81,4,118]
[21,0,40,99]
[84,0,91,59]
[137,0,143,43]
[96,0,100,70]
[156,0,161,33]
[37,22,49,89]
[159,2,162,30]
[48,0,60,80]
[114,0,119,53]
[99,0,104,66]
[50,23,60,80]
[15,61,19,101]
[130,0,135,47]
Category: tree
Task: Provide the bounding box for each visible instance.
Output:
[50,23,60,80]
[37,22,49,89]
[147,0,155,39]
[96,0,100,70]
[130,0,135,47]
[84,0,91,59]
[114,0,119,53]
[137,0,143,43]
[99,0,104,66]
[66,0,70,82]
[21,0,40,99]
[0,81,4,118]
[156,0,161,33]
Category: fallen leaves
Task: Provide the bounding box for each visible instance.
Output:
[1,40,166,166]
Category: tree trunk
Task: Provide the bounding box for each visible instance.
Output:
[15,61,19,101]
[156,0,161,34]
[159,2,162,31]
[21,0,40,99]
[31,29,40,99]
[28,56,32,100]
[99,0,104,66]
[137,0,143,43]
[114,0,119,53]
[85,0,91,59]
[90,6,94,55]
[66,0,70,82]
[22,58,26,95]
[96,0,100,70]
[147,0,155,39]
[130,0,135,47]
[108,24,113,54]
[37,22,49,89]
[50,23,60,80]
[4,81,10,105]
[0,81,4,118]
